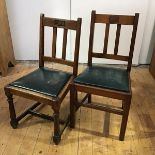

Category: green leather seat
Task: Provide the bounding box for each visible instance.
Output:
[74,66,129,92]
[10,67,72,97]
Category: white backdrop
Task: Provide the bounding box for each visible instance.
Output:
[6,0,153,64]
[6,0,70,60]
[139,0,155,64]
[71,0,148,64]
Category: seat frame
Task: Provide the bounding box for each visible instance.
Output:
[4,14,81,145]
[70,10,139,141]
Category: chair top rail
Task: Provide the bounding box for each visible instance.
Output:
[43,17,79,30]
[95,14,136,25]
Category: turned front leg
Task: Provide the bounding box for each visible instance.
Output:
[5,89,18,128]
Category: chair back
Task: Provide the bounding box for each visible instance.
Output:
[39,14,82,76]
[88,10,139,71]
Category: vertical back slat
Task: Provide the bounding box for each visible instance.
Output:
[52,27,57,58]
[127,13,139,71]
[114,24,121,55]
[39,14,44,67]
[62,29,68,59]
[103,23,110,54]
[88,10,96,66]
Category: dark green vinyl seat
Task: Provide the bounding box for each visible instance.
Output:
[74,66,129,92]
[10,67,72,97]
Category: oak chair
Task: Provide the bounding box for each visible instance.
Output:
[70,10,139,141]
[4,14,81,145]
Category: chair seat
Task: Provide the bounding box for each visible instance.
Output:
[74,66,130,92]
[10,67,72,97]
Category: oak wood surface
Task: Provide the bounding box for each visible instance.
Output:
[0,62,155,154]
[0,0,15,76]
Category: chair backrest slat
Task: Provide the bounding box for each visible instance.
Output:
[52,27,57,58]
[103,23,110,54]
[88,10,139,71]
[92,53,128,61]
[39,14,82,76]
[43,56,74,67]
[114,24,121,55]
[43,17,78,30]
[95,14,135,25]
[62,29,68,59]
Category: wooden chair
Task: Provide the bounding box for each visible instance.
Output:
[4,14,82,145]
[70,10,139,141]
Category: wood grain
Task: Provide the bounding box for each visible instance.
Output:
[0,0,15,76]
[0,62,155,154]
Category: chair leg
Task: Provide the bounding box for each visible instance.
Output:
[70,85,77,128]
[88,94,91,103]
[53,111,61,145]
[122,100,125,109]
[119,97,131,141]
[5,89,18,129]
